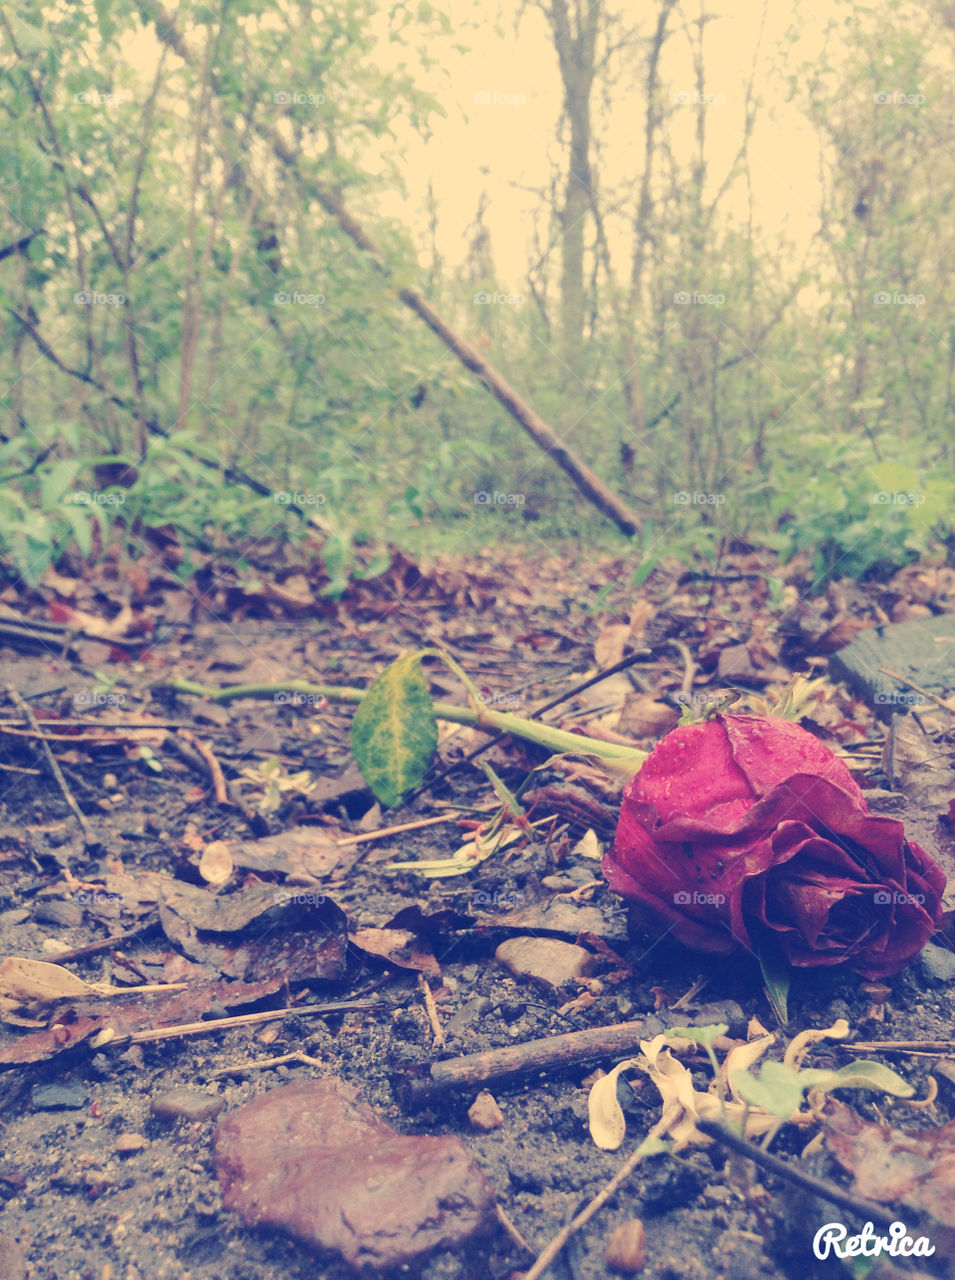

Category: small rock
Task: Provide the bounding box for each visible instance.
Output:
[919,942,955,986]
[495,937,597,989]
[605,1219,646,1273]
[702,1184,732,1204]
[444,996,493,1038]
[32,1082,88,1111]
[468,1091,504,1132]
[0,908,29,927]
[540,875,577,892]
[34,899,84,927]
[150,1089,224,1122]
[214,1078,496,1271]
[115,1133,147,1155]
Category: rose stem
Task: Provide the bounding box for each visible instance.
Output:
[161,678,648,769]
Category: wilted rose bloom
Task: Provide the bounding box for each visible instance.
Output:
[602,714,946,979]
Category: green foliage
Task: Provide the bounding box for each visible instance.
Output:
[763,433,954,586]
[1,0,954,585]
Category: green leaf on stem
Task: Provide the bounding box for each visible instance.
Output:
[350,654,437,806]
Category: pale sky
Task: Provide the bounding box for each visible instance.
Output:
[375,0,837,287]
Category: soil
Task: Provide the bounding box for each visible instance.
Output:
[1,547,954,1280]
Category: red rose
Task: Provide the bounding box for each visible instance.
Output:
[602,714,946,979]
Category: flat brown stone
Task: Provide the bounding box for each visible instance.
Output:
[214,1078,496,1271]
[495,936,598,988]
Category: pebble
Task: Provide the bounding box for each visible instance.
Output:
[32,1082,88,1110]
[115,1133,147,1156]
[150,1089,224,1122]
[0,908,29,927]
[605,1219,646,1273]
[468,1091,504,1132]
[495,937,597,989]
[540,875,577,892]
[919,942,955,985]
[33,899,84,927]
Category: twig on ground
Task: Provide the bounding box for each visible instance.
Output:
[207,1049,325,1077]
[417,973,446,1049]
[522,1106,678,1280]
[176,728,230,803]
[495,1204,535,1258]
[5,683,93,845]
[693,1117,896,1227]
[335,813,459,847]
[394,1019,649,1108]
[100,998,387,1048]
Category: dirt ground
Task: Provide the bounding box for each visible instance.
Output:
[1,547,954,1280]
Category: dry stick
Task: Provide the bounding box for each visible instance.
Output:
[103,998,386,1048]
[394,1019,648,1108]
[43,922,158,965]
[523,1107,679,1280]
[693,1118,897,1228]
[140,1,640,539]
[335,813,459,847]
[208,1049,325,1077]
[5,684,93,845]
[850,1039,955,1053]
[177,728,230,804]
[417,973,446,1050]
[495,1204,536,1259]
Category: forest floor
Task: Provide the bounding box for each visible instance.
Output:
[0,540,954,1280]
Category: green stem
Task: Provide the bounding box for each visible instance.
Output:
[162,678,648,767]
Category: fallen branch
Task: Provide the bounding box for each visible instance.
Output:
[140,0,641,538]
